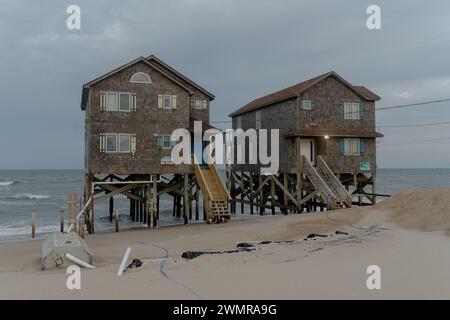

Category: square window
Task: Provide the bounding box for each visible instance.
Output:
[163,95,172,109]
[163,135,172,149]
[119,94,130,111]
[344,102,360,120]
[106,93,118,111]
[119,134,130,152]
[302,100,312,110]
[106,134,117,152]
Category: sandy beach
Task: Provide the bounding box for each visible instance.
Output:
[1,188,450,300]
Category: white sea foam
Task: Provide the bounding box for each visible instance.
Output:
[12,193,50,200]
[0,224,59,237]
[0,181,15,186]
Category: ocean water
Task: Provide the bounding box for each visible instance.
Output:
[0,169,449,240]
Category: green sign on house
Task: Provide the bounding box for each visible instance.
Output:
[360,162,371,171]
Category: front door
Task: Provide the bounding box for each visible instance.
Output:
[300,139,315,165]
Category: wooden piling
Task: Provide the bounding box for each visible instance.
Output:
[176,195,181,218]
[139,188,144,222]
[259,175,264,215]
[85,174,94,234]
[249,172,254,215]
[130,197,135,221]
[271,176,276,215]
[240,172,245,214]
[188,176,193,220]
[60,209,64,233]
[143,186,148,225]
[115,210,119,232]
[283,174,289,215]
[184,174,189,225]
[195,191,200,220]
[73,193,77,232]
[109,194,114,222]
[230,173,236,214]
[31,212,36,239]
[67,193,71,228]
[153,176,158,227]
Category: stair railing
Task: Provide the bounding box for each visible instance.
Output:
[206,155,231,201]
[303,156,337,209]
[317,156,352,206]
[193,155,214,200]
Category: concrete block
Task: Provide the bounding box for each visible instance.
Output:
[41,232,93,270]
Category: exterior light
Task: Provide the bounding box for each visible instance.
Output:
[324,135,330,139]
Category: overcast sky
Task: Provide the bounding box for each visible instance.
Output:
[0,0,449,169]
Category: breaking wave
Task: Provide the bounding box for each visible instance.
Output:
[9,193,50,200]
[0,181,15,186]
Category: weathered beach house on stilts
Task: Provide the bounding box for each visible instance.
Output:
[80,55,229,233]
[228,71,383,214]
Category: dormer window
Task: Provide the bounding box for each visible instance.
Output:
[130,72,151,84]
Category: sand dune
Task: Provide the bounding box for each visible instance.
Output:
[0,188,449,299]
[375,188,450,231]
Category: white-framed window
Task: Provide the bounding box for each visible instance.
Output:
[119,93,131,112]
[106,92,118,111]
[158,95,177,109]
[191,99,208,110]
[157,135,176,149]
[158,94,177,110]
[344,102,360,120]
[302,100,313,110]
[256,111,262,129]
[106,134,118,152]
[101,133,136,154]
[118,134,131,153]
[102,92,136,112]
[130,72,151,84]
[106,134,132,153]
[236,116,243,129]
[163,95,172,109]
[344,138,360,155]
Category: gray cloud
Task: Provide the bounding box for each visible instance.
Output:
[0,0,449,168]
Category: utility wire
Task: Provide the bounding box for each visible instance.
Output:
[376,98,450,111]
[378,136,450,148]
[377,121,450,128]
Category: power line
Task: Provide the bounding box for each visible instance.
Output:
[378,136,450,148]
[376,98,450,111]
[377,121,450,128]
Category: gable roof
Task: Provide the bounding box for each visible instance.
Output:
[146,55,215,100]
[352,85,381,101]
[80,56,197,110]
[229,71,380,117]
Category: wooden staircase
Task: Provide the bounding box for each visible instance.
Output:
[303,156,352,209]
[193,155,231,222]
